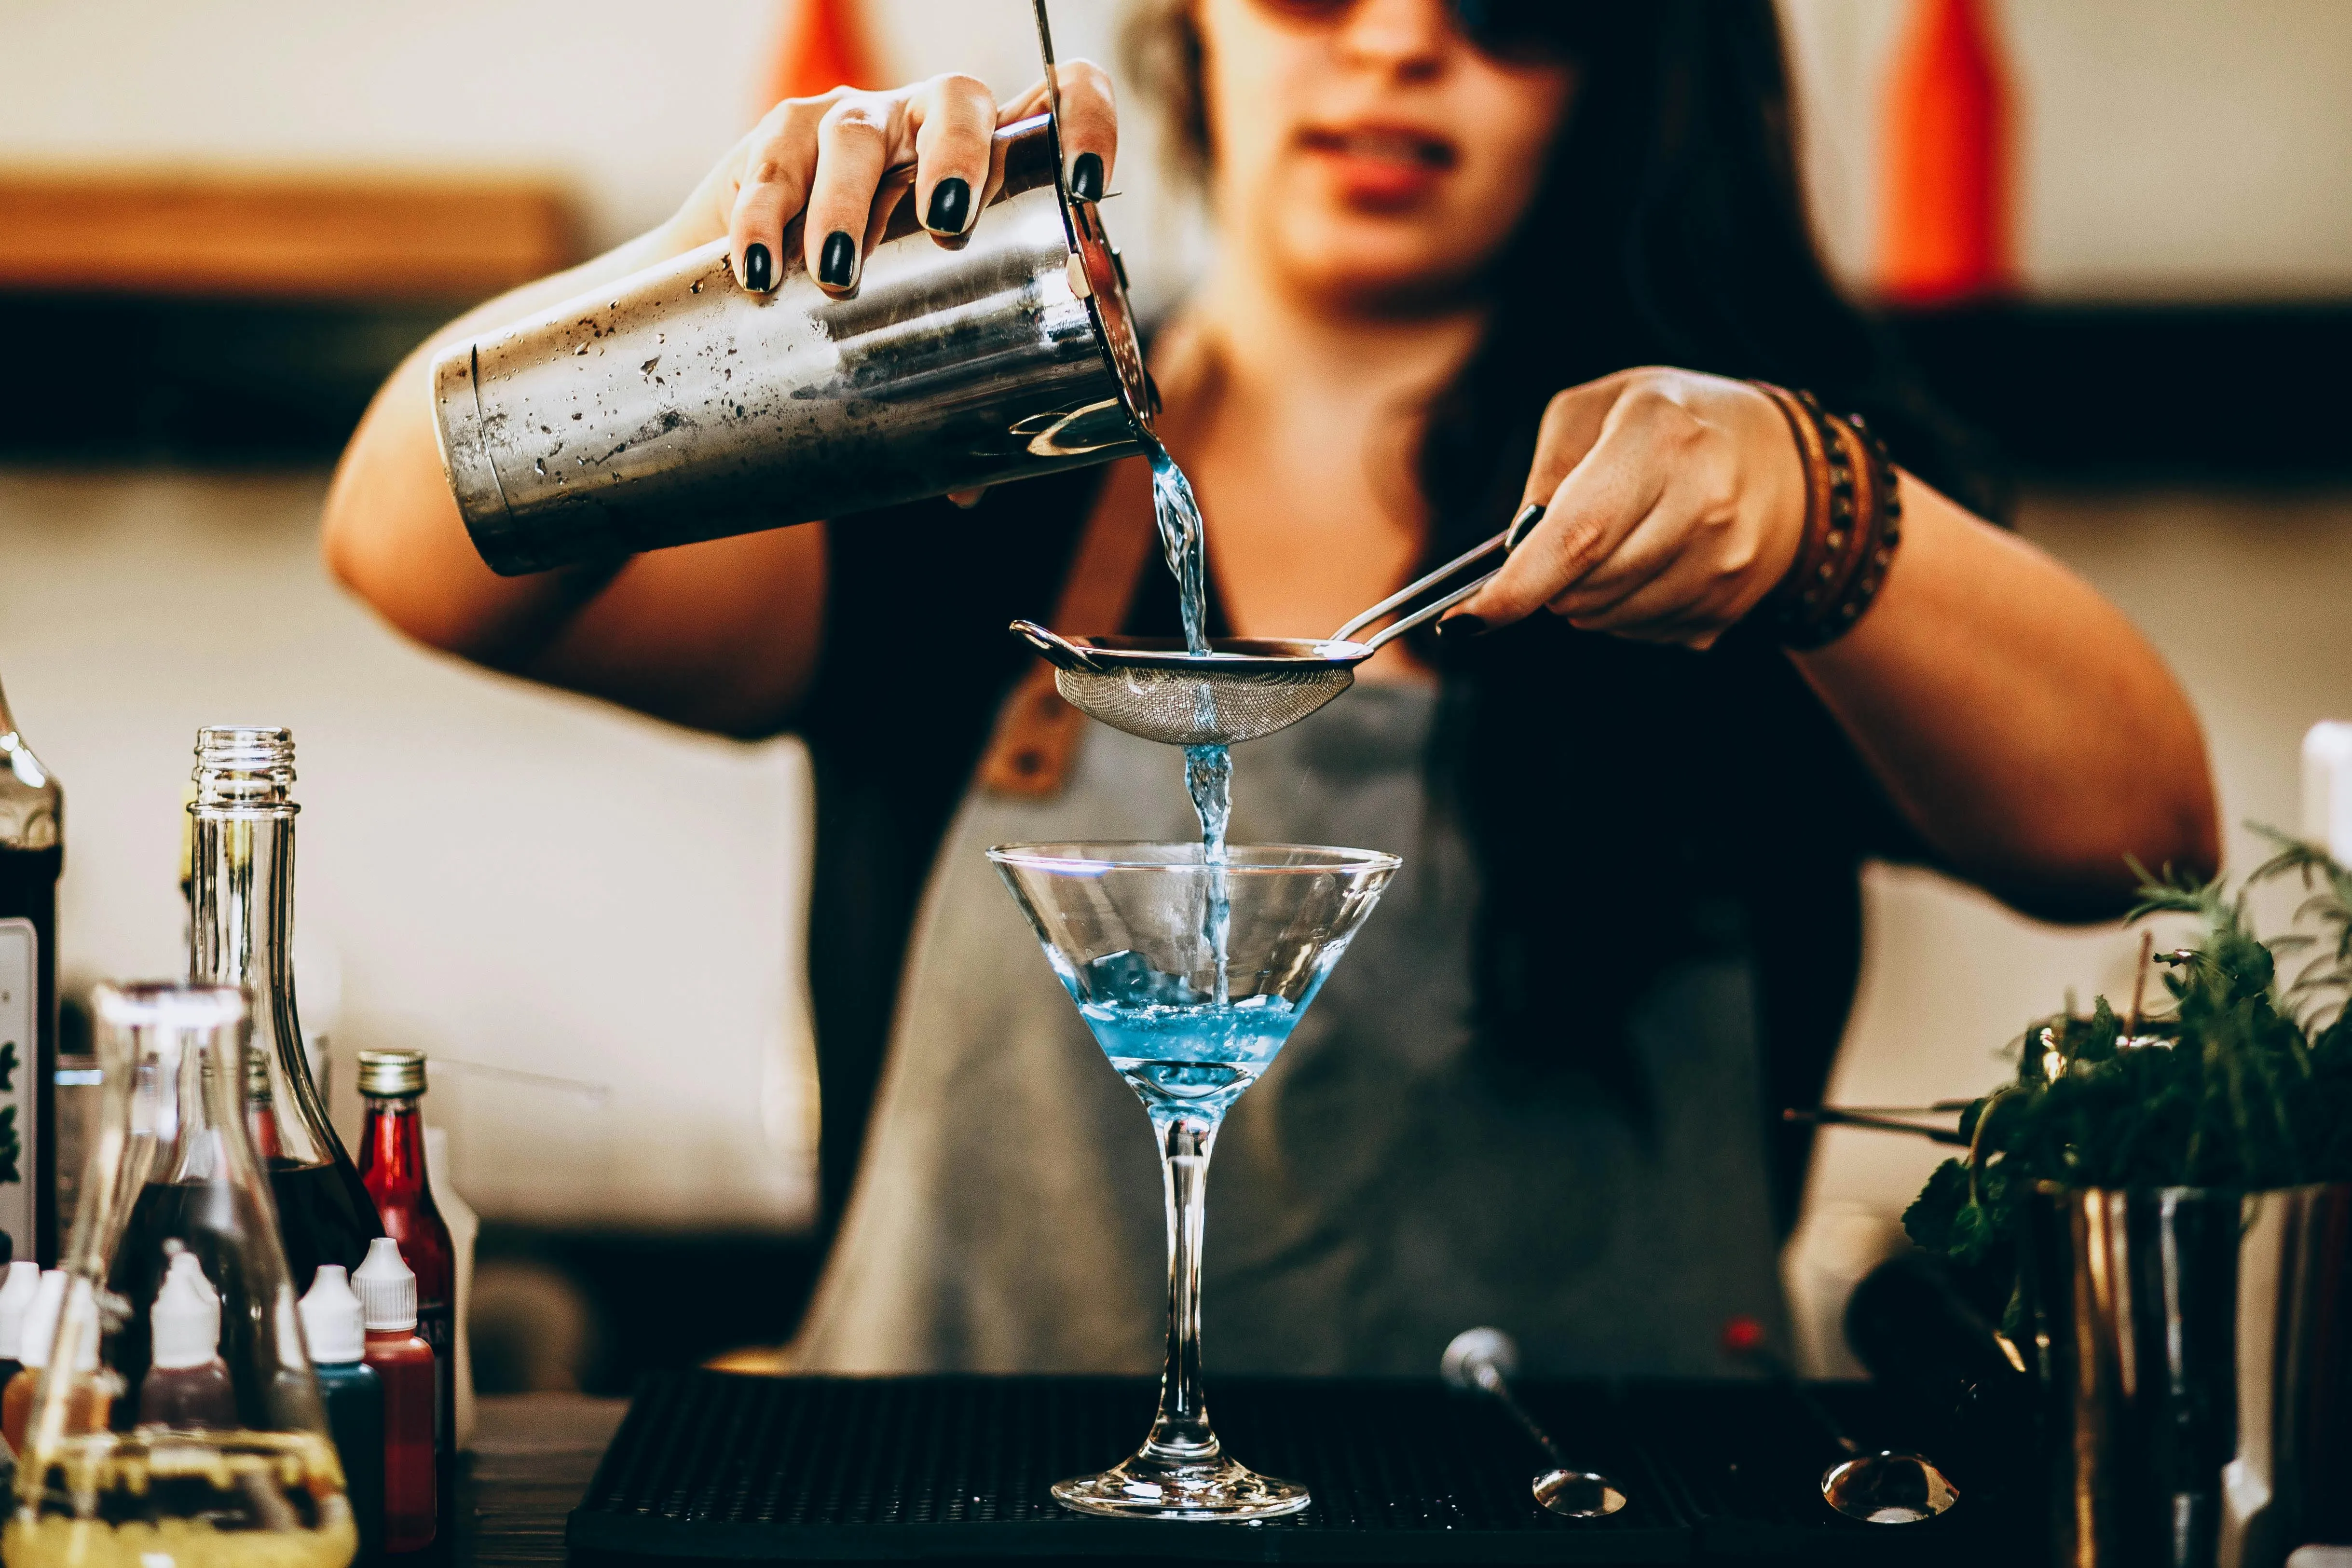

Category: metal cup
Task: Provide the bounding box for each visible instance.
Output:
[432,114,1150,576]
[2025,1183,2352,1568]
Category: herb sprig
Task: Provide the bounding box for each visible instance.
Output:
[1902,831,2352,1327]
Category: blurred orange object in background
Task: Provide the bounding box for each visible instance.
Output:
[762,0,884,110]
[1880,0,2015,304]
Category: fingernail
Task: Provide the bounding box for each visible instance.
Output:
[1436,613,1490,640]
[925,177,972,235]
[1507,502,1546,545]
[742,243,773,293]
[819,230,856,289]
[1070,152,1104,204]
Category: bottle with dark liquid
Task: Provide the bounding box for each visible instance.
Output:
[357,1048,456,1526]
[178,726,381,1302]
[0,673,61,1266]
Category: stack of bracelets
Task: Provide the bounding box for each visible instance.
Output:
[1751,382,1904,649]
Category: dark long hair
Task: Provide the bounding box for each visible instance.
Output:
[1129,1,2001,1222]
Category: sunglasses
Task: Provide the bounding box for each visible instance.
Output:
[1253,0,1600,62]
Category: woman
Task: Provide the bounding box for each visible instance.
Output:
[325,0,2216,1374]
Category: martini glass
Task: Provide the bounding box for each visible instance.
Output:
[990,842,1399,1521]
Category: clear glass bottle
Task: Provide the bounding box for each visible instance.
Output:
[10,981,355,1567]
[186,727,382,1297]
[0,674,62,1265]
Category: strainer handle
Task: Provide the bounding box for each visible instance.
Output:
[1334,501,1545,648]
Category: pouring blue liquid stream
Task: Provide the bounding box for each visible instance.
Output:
[1146,435,1234,1002]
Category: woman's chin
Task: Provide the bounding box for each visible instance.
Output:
[1275,243,1485,316]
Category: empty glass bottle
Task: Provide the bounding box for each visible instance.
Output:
[9,981,355,1567]
[186,727,381,1297]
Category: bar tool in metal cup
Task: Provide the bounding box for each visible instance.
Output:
[431,0,1151,576]
[1441,1327,1627,1518]
[1719,1316,1959,1525]
[2025,1183,2352,1568]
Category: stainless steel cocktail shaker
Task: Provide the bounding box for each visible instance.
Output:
[431,114,1151,576]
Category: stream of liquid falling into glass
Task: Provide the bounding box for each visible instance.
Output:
[1146,436,1232,1002]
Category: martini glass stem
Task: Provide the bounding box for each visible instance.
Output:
[1144,1112,1221,1460]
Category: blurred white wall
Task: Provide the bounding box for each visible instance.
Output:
[8,1,2352,302]
[0,471,817,1233]
[1784,0,2352,297]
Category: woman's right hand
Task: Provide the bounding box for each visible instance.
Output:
[663,66,1120,298]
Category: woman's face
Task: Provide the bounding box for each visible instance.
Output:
[1195,0,1577,313]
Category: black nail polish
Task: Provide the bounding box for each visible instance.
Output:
[819,230,856,288]
[925,177,971,234]
[1070,152,1104,204]
[742,243,773,293]
[1436,613,1490,641]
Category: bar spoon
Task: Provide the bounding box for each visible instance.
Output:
[1720,1317,1959,1524]
[1440,1328,1627,1519]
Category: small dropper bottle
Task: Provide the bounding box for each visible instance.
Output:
[357,1050,455,1516]
[0,1258,42,1391]
[137,1251,237,1429]
[355,1237,435,1552]
[3,1270,112,1453]
[302,1265,384,1561]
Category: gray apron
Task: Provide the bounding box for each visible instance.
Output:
[792,682,1790,1376]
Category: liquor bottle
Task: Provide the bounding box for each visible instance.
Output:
[357,1050,455,1520]
[0,674,61,1265]
[185,727,382,1292]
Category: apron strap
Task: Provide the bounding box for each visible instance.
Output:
[976,453,1158,797]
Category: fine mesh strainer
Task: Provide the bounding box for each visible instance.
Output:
[1011,503,1542,747]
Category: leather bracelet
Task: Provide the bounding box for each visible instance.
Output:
[1750,382,1903,648]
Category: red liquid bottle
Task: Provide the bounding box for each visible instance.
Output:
[0,674,61,1267]
[357,1050,455,1528]
[356,1237,435,1553]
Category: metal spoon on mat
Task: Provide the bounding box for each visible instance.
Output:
[1441,1328,1628,1519]
[1719,1317,1959,1524]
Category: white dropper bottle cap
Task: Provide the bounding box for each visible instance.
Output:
[150,1252,224,1370]
[300,1266,367,1365]
[17,1270,67,1371]
[353,1237,417,1334]
[0,1261,41,1359]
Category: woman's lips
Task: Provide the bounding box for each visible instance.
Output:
[1298,124,1458,207]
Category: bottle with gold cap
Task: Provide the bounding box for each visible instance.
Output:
[186,727,382,1296]
[356,1049,454,1519]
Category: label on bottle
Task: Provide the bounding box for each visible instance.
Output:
[0,921,35,1258]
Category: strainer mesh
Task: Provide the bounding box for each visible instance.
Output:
[1054,665,1354,747]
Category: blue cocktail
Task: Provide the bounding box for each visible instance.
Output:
[991,842,1398,1521]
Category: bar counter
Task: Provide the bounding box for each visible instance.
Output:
[465,1376,2033,1566]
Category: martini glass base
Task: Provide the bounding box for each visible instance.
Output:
[1052,1452,1311,1521]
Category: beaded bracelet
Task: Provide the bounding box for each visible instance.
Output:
[1751,382,1903,649]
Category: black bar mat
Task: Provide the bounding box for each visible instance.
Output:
[567,1372,2037,1564]
[570,1373,1683,1562]
[1619,1382,2024,1562]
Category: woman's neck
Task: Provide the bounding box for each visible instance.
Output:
[1191,261,1488,416]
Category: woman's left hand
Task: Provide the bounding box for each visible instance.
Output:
[1445,367,1807,650]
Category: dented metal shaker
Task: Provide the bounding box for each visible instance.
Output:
[431,115,1151,576]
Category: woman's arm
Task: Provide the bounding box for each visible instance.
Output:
[1444,368,2220,920]
[323,69,1117,738]
[1790,475,2217,918]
